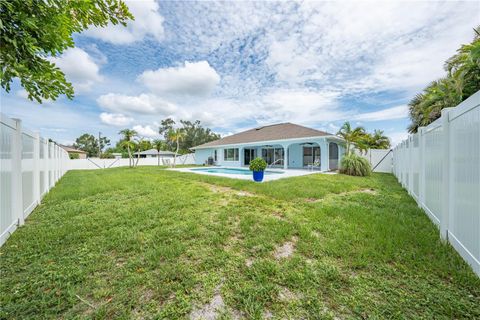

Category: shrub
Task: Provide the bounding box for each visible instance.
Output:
[69,153,79,159]
[100,152,114,159]
[249,157,267,171]
[340,154,371,176]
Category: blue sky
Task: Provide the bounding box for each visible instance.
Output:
[1,0,479,146]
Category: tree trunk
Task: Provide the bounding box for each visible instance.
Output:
[127,145,132,167]
[135,153,140,167]
[157,152,160,166]
[173,140,179,167]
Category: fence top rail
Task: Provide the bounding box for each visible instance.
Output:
[424,118,443,133]
[448,91,480,121]
[22,128,36,138]
[0,112,17,129]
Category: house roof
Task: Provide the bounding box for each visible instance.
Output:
[59,145,87,154]
[192,123,333,149]
[133,149,176,156]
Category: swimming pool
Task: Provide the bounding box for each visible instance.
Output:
[191,167,283,175]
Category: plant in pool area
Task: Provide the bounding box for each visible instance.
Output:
[249,157,267,172]
[340,154,371,176]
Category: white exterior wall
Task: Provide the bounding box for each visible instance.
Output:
[392,91,480,277]
[1,113,69,247]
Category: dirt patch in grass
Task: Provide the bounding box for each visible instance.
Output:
[201,183,255,197]
[305,188,377,203]
[273,236,298,259]
[189,285,242,320]
[278,287,303,302]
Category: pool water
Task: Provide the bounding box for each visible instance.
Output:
[191,167,283,175]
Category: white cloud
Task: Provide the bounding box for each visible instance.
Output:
[133,125,158,138]
[354,105,408,122]
[49,48,103,92]
[138,61,220,96]
[83,0,164,44]
[388,131,409,147]
[100,112,134,127]
[97,93,177,115]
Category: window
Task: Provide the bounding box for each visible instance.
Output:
[223,148,239,161]
[214,150,217,161]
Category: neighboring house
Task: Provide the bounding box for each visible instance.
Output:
[59,145,88,159]
[133,149,176,158]
[191,123,344,171]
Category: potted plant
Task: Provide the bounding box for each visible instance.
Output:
[249,157,267,182]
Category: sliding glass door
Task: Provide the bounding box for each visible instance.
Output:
[303,146,320,167]
[244,149,255,165]
[262,148,284,166]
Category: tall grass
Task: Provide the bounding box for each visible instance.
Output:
[340,154,372,176]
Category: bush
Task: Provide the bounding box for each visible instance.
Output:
[69,153,79,159]
[340,154,371,176]
[100,152,114,159]
[249,157,267,171]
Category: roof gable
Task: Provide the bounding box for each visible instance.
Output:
[193,123,332,149]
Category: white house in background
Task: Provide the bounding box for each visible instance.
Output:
[191,123,345,171]
[133,149,176,158]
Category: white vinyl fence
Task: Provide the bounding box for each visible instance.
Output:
[0,114,69,246]
[393,91,480,276]
[356,149,393,173]
[68,153,196,170]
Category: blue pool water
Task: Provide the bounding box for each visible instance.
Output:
[191,167,283,175]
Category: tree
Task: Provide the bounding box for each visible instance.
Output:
[158,118,220,152]
[119,129,137,167]
[337,122,366,155]
[168,129,186,167]
[357,130,390,152]
[73,133,110,157]
[0,0,133,103]
[408,27,480,133]
[152,139,166,166]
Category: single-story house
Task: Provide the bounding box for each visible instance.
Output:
[191,123,345,171]
[133,149,176,158]
[59,145,87,159]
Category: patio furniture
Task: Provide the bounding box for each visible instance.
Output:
[307,158,320,171]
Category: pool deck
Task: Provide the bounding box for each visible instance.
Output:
[169,166,334,181]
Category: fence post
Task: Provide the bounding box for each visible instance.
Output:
[418,127,426,208]
[43,140,48,196]
[33,132,41,205]
[440,108,453,240]
[11,119,24,226]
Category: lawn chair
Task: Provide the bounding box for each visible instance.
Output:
[307,158,321,171]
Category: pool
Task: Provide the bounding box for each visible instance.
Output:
[191,167,283,175]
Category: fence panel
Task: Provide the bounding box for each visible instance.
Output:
[392,91,480,276]
[0,113,70,247]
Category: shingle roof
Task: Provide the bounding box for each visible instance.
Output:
[193,123,332,149]
[59,145,87,154]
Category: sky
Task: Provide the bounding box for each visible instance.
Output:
[1,0,479,147]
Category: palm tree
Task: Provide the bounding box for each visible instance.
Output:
[119,129,137,167]
[337,122,366,155]
[370,130,390,149]
[152,139,164,166]
[167,128,186,167]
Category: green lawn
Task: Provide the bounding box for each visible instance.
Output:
[1,167,479,319]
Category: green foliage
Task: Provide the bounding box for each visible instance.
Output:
[408,27,480,133]
[340,154,372,176]
[73,133,110,157]
[100,152,114,159]
[159,118,220,152]
[337,122,390,154]
[249,157,267,171]
[0,0,133,103]
[68,153,79,160]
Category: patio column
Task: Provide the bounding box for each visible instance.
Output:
[281,143,289,170]
[319,139,329,171]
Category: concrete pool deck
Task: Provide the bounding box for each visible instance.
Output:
[169,166,335,181]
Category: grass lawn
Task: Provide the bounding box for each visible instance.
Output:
[1,167,479,319]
